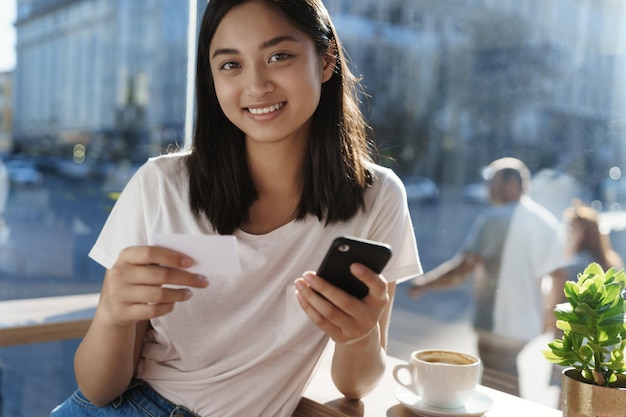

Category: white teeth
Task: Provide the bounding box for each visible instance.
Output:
[248,103,283,115]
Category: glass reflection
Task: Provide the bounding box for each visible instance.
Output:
[0,0,624,414]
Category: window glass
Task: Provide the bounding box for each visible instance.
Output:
[0,1,197,415]
[326,0,625,408]
[2,0,193,301]
[0,0,625,415]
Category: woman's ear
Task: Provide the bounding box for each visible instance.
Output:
[320,41,337,83]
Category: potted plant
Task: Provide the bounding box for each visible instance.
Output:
[543,262,626,416]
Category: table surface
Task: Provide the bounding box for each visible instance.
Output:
[0,293,99,347]
[0,293,99,327]
[296,344,561,417]
[1,294,561,416]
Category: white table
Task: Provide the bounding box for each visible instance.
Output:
[296,344,561,417]
[0,293,98,346]
[0,294,562,416]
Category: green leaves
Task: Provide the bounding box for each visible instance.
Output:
[542,262,626,387]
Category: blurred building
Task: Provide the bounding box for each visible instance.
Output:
[324,0,626,185]
[8,0,626,185]
[12,0,190,161]
[0,71,12,153]
[0,71,11,224]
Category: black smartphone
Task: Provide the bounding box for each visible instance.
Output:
[316,236,393,299]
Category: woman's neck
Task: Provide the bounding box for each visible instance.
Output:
[246,138,307,195]
[241,139,307,235]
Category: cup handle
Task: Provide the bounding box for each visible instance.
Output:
[392,364,414,391]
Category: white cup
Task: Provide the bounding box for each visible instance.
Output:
[392,349,481,409]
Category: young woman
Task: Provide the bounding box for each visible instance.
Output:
[51,1,421,416]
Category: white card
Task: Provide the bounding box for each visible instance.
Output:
[152,233,241,276]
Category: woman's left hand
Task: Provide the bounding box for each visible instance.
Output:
[294,263,389,344]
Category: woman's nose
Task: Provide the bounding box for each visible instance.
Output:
[246,67,273,97]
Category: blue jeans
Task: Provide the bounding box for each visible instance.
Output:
[50,380,200,417]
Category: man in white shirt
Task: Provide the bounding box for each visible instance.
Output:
[409,157,568,394]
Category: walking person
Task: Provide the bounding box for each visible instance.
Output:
[409,157,568,395]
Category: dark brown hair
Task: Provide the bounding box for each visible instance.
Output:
[185,0,375,234]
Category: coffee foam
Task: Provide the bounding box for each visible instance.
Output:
[415,350,477,365]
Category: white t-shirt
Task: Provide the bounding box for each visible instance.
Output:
[494,196,567,341]
[89,152,421,417]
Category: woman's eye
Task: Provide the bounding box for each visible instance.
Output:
[221,61,241,70]
[269,53,291,63]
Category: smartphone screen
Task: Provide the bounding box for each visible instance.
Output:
[316,236,392,299]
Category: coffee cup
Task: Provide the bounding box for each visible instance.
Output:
[392,349,481,409]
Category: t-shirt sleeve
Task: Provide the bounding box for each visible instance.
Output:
[88,162,159,269]
[365,169,422,283]
[461,207,511,260]
[461,213,499,258]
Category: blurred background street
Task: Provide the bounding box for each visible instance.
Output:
[2,0,626,414]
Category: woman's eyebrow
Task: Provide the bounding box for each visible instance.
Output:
[211,47,238,59]
[211,35,299,59]
[260,35,299,50]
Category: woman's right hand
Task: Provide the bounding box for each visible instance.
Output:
[98,246,209,327]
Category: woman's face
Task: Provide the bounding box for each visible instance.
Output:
[209,0,334,148]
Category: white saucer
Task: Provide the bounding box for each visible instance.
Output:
[395,386,494,417]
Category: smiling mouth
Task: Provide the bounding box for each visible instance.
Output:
[247,102,285,115]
